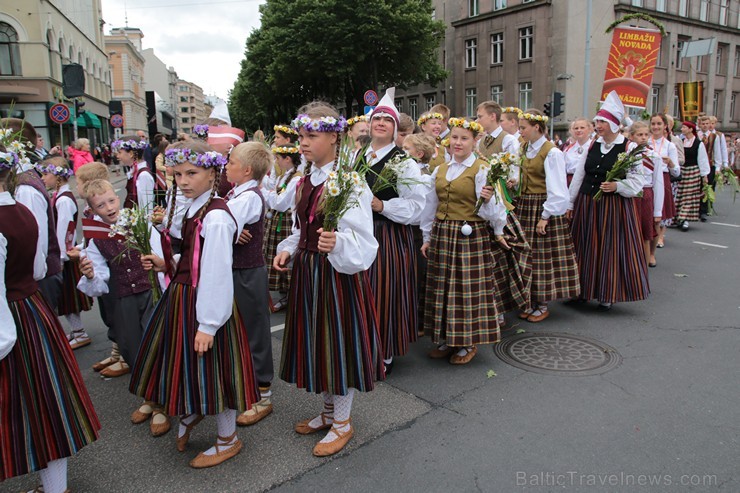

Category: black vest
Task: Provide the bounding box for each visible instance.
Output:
[365,146,406,221]
[579,140,628,197]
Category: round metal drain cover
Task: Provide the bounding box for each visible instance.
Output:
[494,332,622,376]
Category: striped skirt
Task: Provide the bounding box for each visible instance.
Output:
[675,165,702,223]
[491,213,532,314]
[129,282,260,416]
[280,249,384,395]
[424,219,500,347]
[661,171,676,221]
[57,260,93,316]
[369,220,418,358]
[517,194,580,303]
[571,193,650,303]
[413,226,427,333]
[263,210,292,293]
[0,291,100,481]
[638,187,657,240]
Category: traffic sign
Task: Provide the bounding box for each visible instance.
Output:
[111,114,124,128]
[49,103,70,124]
[363,90,379,106]
[364,106,375,115]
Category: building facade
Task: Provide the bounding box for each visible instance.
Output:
[105,27,147,136]
[395,0,740,130]
[0,0,112,147]
[176,79,209,135]
[143,48,178,138]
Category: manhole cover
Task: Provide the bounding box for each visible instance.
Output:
[494,332,622,376]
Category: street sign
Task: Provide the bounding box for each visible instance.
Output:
[363,90,379,106]
[49,103,70,124]
[111,114,124,128]
[364,105,375,115]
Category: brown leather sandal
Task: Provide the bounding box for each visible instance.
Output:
[176,414,204,452]
[294,411,334,435]
[189,432,243,469]
[312,418,354,457]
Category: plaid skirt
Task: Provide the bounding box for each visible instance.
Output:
[675,165,702,223]
[369,220,418,358]
[638,187,658,240]
[57,260,93,316]
[571,193,650,303]
[263,210,292,293]
[490,212,532,314]
[661,172,676,220]
[424,219,500,347]
[1,292,100,480]
[517,194,580,303]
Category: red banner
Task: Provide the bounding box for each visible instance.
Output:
[600,27,662,109]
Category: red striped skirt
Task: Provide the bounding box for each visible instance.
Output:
[369,220,417,358]
[661,171,676,220]
[571,193,650,303]
[280,249,384,395]
[675,165,702,223]
[57,260,93,316]
[263,210,292,293]
[129,282,260,415]
[638,187,658,240]
[0,292,100,480]
[491,212,532,314]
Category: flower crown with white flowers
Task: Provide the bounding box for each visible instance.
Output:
[346,115,369,127]
[164,148,227,168]
[291,114,347,133]
[519,112,549,124]
[271,145,300,155]
[111,139,148,152]
[193,124,209,139]
[448,117,484,135]
[273,124,298,136]
[417,112,444,126]
[0,150,17,170]
[501,107,522,114]
[36,163,74,179]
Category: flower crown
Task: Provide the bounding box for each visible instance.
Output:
[291,114,347,133]
[111,139,148,152]
[0,150,17,170]
[448,117,484,135]
[273,124,298,136]
[271,145,300,155]
[501,107,521,114]
[193,124,209,139]
[417,112,444,126]
[164,148,227,168]
[36,163,74,179]
[346,115,369,127]
[519,112,549,124]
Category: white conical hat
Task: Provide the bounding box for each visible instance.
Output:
[594,91,625,133]
[209,100,231,126]
[370,87,400,126]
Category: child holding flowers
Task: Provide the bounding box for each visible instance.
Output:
[273,102,382,457]
[420,117,508,365]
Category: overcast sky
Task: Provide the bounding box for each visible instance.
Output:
[100,0,264,100]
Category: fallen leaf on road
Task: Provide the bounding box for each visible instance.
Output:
[515,328,526,334]
[487,370,497,378]
[674,273,689,278]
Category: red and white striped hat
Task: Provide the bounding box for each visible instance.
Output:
[207,126,246,147]
[594,91,625,133]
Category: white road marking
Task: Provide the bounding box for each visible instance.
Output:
[271,323,285,333]
[693,241,728,249]
[711,222,740,228]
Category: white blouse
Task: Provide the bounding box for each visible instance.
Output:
[54,184,77,261]
[127,161,155,211]
[365,143,426,225]
[226,180,264,236]
[684,137,711,177]
[263,172,301,213]
[0,192,46,280]
[563,138,593,175]
[0,233,17,360]
[523,136,570,219]
[14,171,49,272]
[158,186,191,240]
[630,142,665,218]
[649,137,680,177]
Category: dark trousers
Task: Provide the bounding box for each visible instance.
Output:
[233,266,273,387]
[699,167,716,216]
[113,291,153,365]
[38,272,63,312]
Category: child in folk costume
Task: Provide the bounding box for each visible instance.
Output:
[476,101,520,160]
[347,115,370,148]
[420,117,507,364]
[364,88,426,374]
[0,147,100,493]
[697,116,723,221]
[38,157,94,348]
[501,107,522,143]
[222,142,274,427]
[650,114,681,250]
[263,144,302,310]
[516,110,580,322]
[77,179,171,437]
[430,104,452,141]
[130,141,260,468]
[115,135,155,211]
[568,91,649,310]
[628,121,665,268]
[207,124,246,198]
[273,103,382,457]
[396,113,416,147]
[563,118,594,186]
[418,111,448,170]
[674,121,710,232]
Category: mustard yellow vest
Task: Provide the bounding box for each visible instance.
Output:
[520,141,555,195]
[478,132,505,160]
[434,158,487,222]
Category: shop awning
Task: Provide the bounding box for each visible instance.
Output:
[75,112,102,129]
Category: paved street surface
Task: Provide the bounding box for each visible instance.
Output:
[3,178,738,492]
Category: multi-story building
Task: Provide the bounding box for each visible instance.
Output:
[0,0,112,147]
[143,48,178,137]
[105,27,147,136]
[176,79,209,135]
[395,0,740,130]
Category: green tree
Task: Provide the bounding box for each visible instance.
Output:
[229,0,447,131]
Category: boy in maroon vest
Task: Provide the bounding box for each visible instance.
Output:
[224,142,273,426]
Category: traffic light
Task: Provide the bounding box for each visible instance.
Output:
[543,102,552,117]
[553,92,564,117]
[75,99,86,116]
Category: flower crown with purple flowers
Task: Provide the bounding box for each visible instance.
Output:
[36,163,74,179]
[193,124,209,139]
[111,139,148,152]
[291,114,347,133]
[164,148,227,169]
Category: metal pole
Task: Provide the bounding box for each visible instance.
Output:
[59,123,63,150]
[582,0,593,116]
[72,99,78,142]
[550,91,555,138]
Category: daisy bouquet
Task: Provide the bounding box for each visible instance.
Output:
[369,152,427,195]
[321,136,370,232]
[474,152,516,213]
[593,143,647,201]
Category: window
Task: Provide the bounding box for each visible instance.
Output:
[735,48,740,77]
[719,0,728,26]
[465,38,477,69]
[699,0,708,22]
[431,8,436,20]
[631,0,643,6]
[0,22,22,76]
[409,98,418,120]
[178,85,189,92]
[519,27,533,61]
[679,0,688,17]
[491,85,503,104]
[651,86,661,113]
[716,46,724,75]
[490,33,504,65]
[519,82,532,110]
[656,37,665,67]
[182,127,190,134]
[494,0,507,10]
[181,107,189,113]
[656,0,666,12]
[180,96,188,102]
[676,40,686,70]
[712,91,721,117]
[466,88,477,118]
[673,88,680,117]
[425,94,435,110]
[395,98,404,112]
[181,117,189,123]
[469,0,479,17]
[731,93,737,121]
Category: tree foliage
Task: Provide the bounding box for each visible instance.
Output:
[229,0,447,131]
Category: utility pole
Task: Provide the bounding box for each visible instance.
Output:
[583,0,593,116]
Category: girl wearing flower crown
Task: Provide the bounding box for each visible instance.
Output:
[515,110,580,323]
[419,117,508,365]
[115,135,155,211]
[130,140,260,468]
[273,102,382,457]
[346,115,370,149]
[418,111,448,171]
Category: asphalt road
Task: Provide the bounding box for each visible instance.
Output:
[3,179,738,493]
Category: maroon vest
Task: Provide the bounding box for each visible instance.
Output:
[0,202,40,301]
[296,176,325,253]
[94,236,153,298]
[231,187,266,269]
[54,190,79,226]
[124,164,153,209]
[172,198,235,286]
[17,170,62,276]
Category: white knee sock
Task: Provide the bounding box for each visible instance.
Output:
[178,413,198,439]
[307,392,334,429]
[320,389,354,444]
[39,458,67,493]
[66,313,84,332]
[202,409,237,456]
